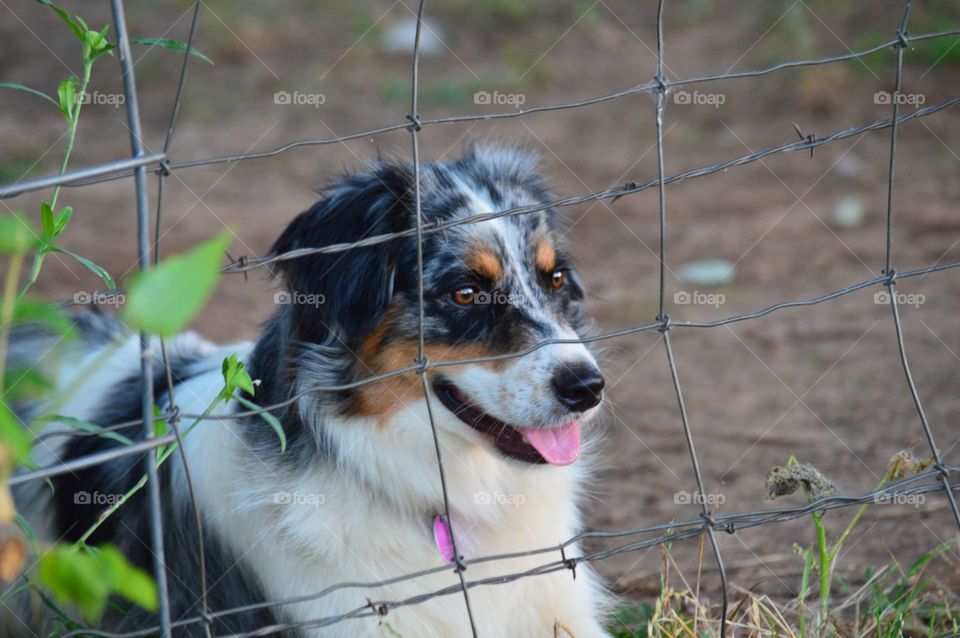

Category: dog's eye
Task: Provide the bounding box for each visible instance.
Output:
[551,270,565,289]
[450,286,476,306]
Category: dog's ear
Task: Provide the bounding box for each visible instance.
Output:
[271,163,413,345]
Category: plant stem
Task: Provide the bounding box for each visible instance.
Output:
[51,59,92,213]
[815,511,831,633]
[19,59,93,300]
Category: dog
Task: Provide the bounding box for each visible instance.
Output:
[6,146,610,637]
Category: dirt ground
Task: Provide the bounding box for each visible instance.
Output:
[2,0,960,609]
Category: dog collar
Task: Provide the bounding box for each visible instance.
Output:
[433,515,456,563]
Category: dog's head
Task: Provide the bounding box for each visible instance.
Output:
[271,146,603,467]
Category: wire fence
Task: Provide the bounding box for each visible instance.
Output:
[3,0,960,636]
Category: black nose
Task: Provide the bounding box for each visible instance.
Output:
[553,365,605,412]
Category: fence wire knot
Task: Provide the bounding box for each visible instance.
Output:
[792,122,817,158]
[224,251,251,282]
[406,113,423,132]
[415,355,430,375]
[560,546,577,580]
[653,73,668,94]
[167,404,183,426]
[611,181,637,204]
[366,599,390,617]
[156,159,172,177]
[883,267,899,286]
[895,28,910,48]
[656,314,671,333]
[935,462,952,479]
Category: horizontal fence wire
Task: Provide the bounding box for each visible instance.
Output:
[2,26,959,200]
[3,0,960,636]
[46,469,960,638]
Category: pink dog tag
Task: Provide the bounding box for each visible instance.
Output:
[433,515,455,563]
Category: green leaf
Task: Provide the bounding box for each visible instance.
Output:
[38,545,157,621]
[235,395,286,453]
[151,405,167,440]
[0,213,38,253]
[131,38,214,65]
[83,25,113,60]
[151,405,169,457]
[57,77,78,120]
[54,248,115,290]
[0,401,32,465]
[35,415,134,446]
[0,82,59,109]
[99,546,158,612]
[221,353,254,398]
[53,206,73,236]
[121,234,230,337]
[35,0,85,42]
[38,547,110,621]
[40,202,55,239]
[906,540,953,580]
[12,298,73,337]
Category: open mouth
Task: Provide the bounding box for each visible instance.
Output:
[432,379,580,466]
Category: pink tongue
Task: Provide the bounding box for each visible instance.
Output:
[519,422,580,466]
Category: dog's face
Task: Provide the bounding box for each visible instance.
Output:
[272,147,603,467]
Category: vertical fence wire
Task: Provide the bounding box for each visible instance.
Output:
[108,0,173,635]
[652,1,729,635]
[150,2,212,635]
[881,1,960,531]
[407,0,479,635]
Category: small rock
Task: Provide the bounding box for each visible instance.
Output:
[381,18,445,56]
[831,196,865,229]
[677,259,735,287]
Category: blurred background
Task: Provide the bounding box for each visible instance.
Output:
[2,0,959,609]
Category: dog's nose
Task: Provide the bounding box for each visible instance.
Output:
[553,365,605,412]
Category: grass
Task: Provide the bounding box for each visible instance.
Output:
[603,451,958,637]
[604,542,958,637]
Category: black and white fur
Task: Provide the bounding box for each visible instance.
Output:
[5,146,610,637]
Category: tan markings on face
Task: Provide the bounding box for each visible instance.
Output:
[535,240,556,274]
[356,337,506,424]
[466,246,503,282]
